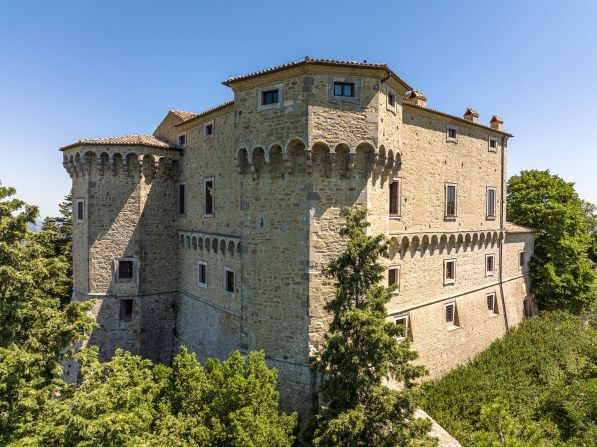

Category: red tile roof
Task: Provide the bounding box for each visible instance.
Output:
[505,222,536,234]
[170,109,197,121]
[61,135,180,151]
[175,100,234,127]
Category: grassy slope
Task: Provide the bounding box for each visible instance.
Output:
[422,312,596,446]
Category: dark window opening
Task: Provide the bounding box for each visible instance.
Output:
[205,124,213,136]
[198,263,207,286]
[334,81,354,97]
[77,201,84,221]
[389,181,400,215]
[388,93,396,107]
[487,294,496,312]
[395,317,408,339]
[487,189,496,217]
[388,267,399,287]
[445,304,455,324]
[178,184,185,214]
[261,89,279,105]
[446,185,457,217]
[120,299,133,322]
[178,134,186,146]
[519,252,525,267]
[486,255,494,274]
[118,260,134,280]
[448,128,457,139]
[445,261,455,281]
[225,270,235,293]
[205,180,214,215]
[489,139,497,149]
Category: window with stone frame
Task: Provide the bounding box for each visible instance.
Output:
[389,179,401,217]
[395,315,410,340]
[197,261,207,288]
[488,137,498,152]
[120,299,133,322]
[445,302,459,327]
[204,120,215,138]
[113,257,138,284]
[445,183,457,219]
[333,81,355,97]
[447,125,458,143]
[444,259,456,285]
[486,187,497,219]
[177,133,187,147]
[486,292,498,315]
[204,178,214,216]
[261,89,279,105]
[519,251,526,270]
[178,183,186,215]
[486,253,495,276]
[388,266,400,292]
[224,268,235,294]
[75,199,84,223]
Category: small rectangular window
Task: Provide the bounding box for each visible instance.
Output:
[395,315,409,340]
[445,184,457,218]
[76,200,84,223]
[204,178,214,216]
[204,122,214,138]
[486,254,495,276]
[120,299,133,322]
[177,133,186,147]
[489,138,497,152]
[444,259,456,285]
[197,261,207,288]
[225,269,235,294]
[333,81,354,97]
[118,260,134,280]
[447,126,458,143]
[388,266,400,290]
[178,183,186,215]
[261,89,279,105]
[388,92,395,107]
[389,180,400,216]
[519,251,526,269]
[486,293,497,314]
[445,302,458,327]
[487,188,496,219]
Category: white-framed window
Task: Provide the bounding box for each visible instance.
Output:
[177,183,186,215]
[488,137,498,152]
[75,199,85,223]
[486,292,498,315]
[119,298,133,322]
[204,177,214,217]
[444,259,456,285]
[447,125,458,143]
[445,183,457,219]
[519,251,526,270]
[224,268,235,295]
[389,179,401,217]
[395,314,410,340]
[257,83,283,111]
[113,257,139,284]
[197,261,207,288]
[204,120,215,139]
[386,86,397,112]
[177,132,187,147]
[445,302,459,328]
[486,187,497,219]
[485,253,495,276]
[388,265,400,293]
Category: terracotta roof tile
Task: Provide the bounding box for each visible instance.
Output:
[170,109,197,120]
[175,100,234,127]
[61,134,180,151]
[505,222,536,233]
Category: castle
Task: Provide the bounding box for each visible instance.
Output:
[61,57,535,413]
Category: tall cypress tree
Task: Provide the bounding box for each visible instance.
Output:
[312,208,435,447]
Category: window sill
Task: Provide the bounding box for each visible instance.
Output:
[488,313,499,318]
[389,214,401,220]
[485,272,495,277]
[444,281,455,286]
[203,214,215,218]
[486,216,497,221]
[447,325,460,332]
[444,216,457,222]
[198,283,207,289]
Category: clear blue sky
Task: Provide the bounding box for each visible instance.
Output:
[1,0,595,217]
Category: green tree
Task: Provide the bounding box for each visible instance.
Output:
[581,199,597,263]
[311,208,435,447]
[0,183,95,444]
[507,170,597,312]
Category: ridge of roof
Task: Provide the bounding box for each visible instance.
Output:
[505,222,536,233]
[170,109,197,120]
[61,134,181,151]
[175,100,234,127]
[222,56,413,90]
[403,101,513,137]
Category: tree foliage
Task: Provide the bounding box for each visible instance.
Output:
[423,312,597,447]
[581,199,597,263]
[311,208,435,447]
[507,170,597,312]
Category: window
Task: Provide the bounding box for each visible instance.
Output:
[445,302,458,327]
[113,257,138,284]
[224,268,235,294]
[389,180,401,216]
[178,183,186,215]
[177,133,186,147]
[444,259,456,285]
[333,81,354,97]
[386,87,397,112]
[388,266,400,291]
[445,184,457,219]
[489,138,498,152]
[486,293,498,315]
[388,92,396,107]
[395,315,410,340]
[75,199,84,223]
[486,254,495,276]
[447,125,458,143]
[204,178,214,216]
[487,188,497,219]
[261,89,279,105]
[120,299,133,322]
[197,261,207,288]
[204,121,214,138]
[519,251,526,270]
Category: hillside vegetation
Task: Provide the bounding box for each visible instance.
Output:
[423,312,596,447]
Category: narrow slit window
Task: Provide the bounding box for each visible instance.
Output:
[261,89,279,105]
[120,299,133,322]
[519,251,526,269]
[389,180,400,216]
[197,262,207,288]
[76,200,84,223]
[487,188,496,219]
[204,179,214,216]
[178,183,186,215]
[445,184,457,218]
[486,254,495,276]
[333,81,355,97]
[225,269,235,293]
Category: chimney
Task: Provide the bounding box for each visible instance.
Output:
[490,115,504,131]
[403,90,427,107]
[463,108,479,123]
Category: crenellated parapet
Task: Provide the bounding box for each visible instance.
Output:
[389,230,505,259]
[234,138,401,177]
[61,146,181,180]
